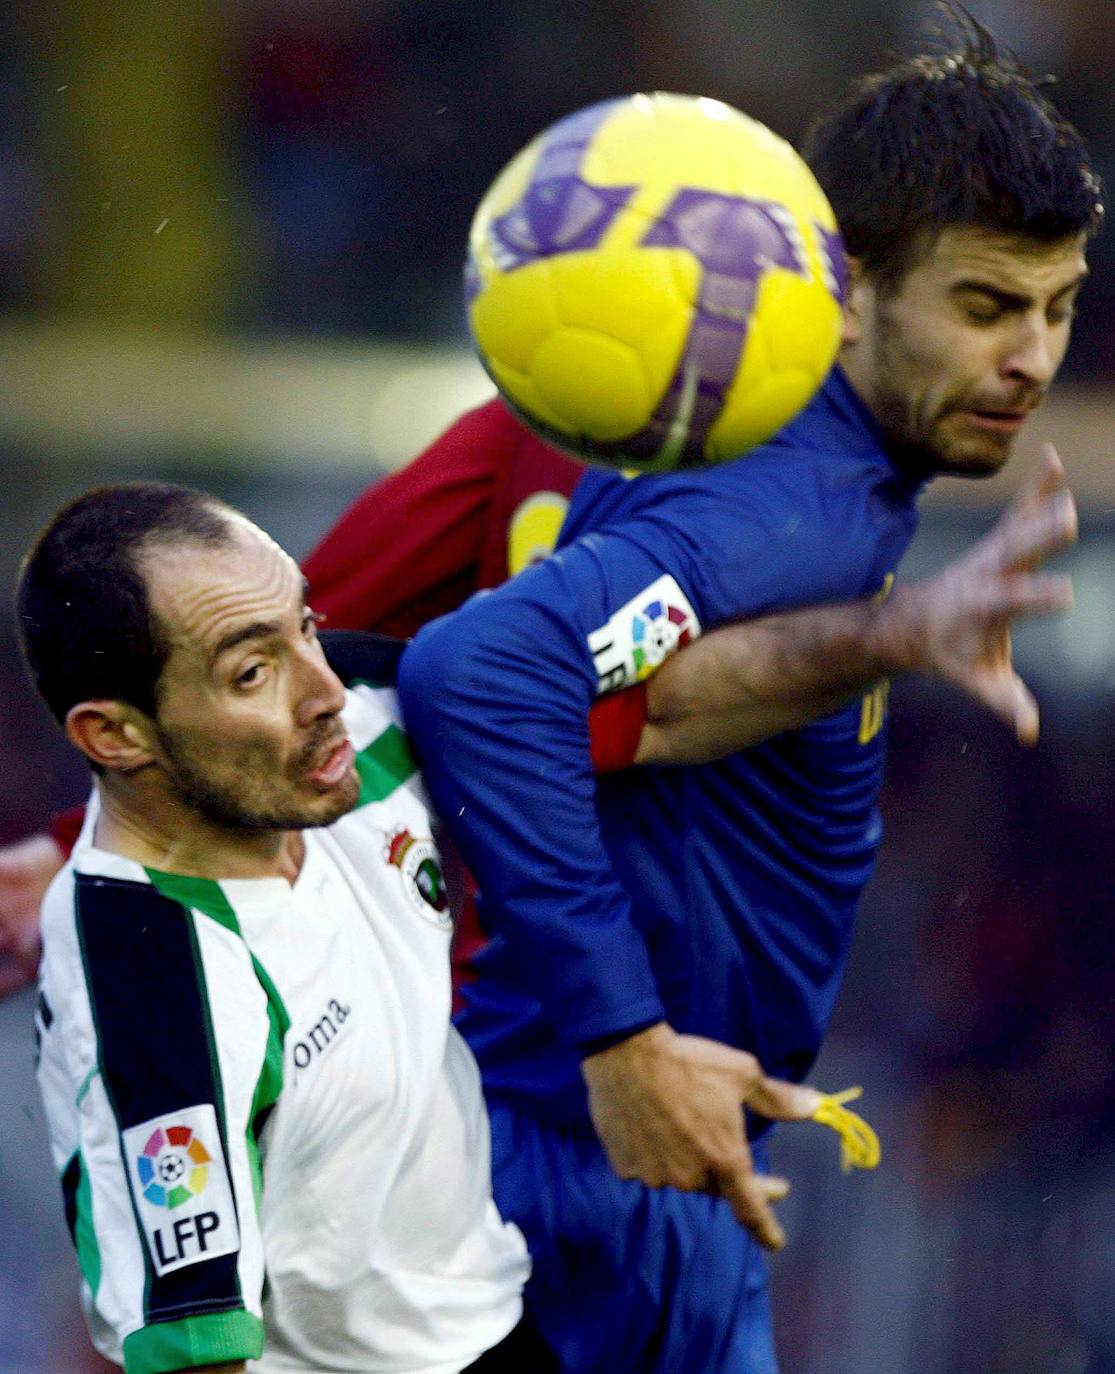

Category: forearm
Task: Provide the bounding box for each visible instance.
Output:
[637,589,916,764]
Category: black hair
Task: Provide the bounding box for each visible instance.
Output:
[801,3,1104,291]
[17,482,235,724]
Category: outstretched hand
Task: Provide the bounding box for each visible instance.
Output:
[0,834,63,997]
[888,443,1076,745]
[582,1021,821,1250]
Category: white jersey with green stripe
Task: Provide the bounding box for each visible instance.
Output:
[35,682,530,1374]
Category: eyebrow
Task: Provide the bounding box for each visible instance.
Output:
[209,619,285,665]
[951,271,1089,309]
[207,578,311,666]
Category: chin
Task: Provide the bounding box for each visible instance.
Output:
[936,444,1012,479]
[304,770,361,827]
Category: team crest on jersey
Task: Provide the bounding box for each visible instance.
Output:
[587,574,701,694]
[122,1104,240,1276]
[385,828,452,929]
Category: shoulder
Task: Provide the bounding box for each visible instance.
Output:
[41,850,151,953]
[343,679,404,740]
[454,395,572,469]
[323,630,405,688]
[339,682,432,818]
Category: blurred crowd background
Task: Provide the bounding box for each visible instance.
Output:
[1,2,1114,1372]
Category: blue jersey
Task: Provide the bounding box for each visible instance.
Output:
[398,369,923,1127]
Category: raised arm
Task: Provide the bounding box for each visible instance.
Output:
[633,446,1075,764]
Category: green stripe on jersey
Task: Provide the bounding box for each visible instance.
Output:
[73,1153,102,1297]
[354,722,418,805]
[144,870,239,934]
[145,868,290,1212]
[123,1308,263,1374]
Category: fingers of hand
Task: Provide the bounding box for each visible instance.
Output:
[1012,677,1040,747]
[977,572,1073,620]
[745,1074,822,1122]
[718,1166,790,1250]
[992,491,1077,573]
[953,657,1040,744]
[1013,443,1066,513]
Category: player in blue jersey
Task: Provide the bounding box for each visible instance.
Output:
[397,13,1103,1374]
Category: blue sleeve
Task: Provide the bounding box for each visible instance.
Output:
[397,463,883,1051]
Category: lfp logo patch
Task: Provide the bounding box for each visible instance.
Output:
[122,1104,240,1276]
[588,574,701,694]
[135,1123,211,1209]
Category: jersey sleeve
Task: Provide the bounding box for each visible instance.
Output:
[301,398,517,637]
[36,871,272,1374]
[397,464,883,1051]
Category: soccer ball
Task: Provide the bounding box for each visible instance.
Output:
[466,92,847,471]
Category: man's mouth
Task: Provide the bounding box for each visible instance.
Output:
[954,395,1040,435]
[963,409,1028,434]
[305,737,355,787]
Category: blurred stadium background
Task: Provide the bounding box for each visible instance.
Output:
[1,2,1113,1371]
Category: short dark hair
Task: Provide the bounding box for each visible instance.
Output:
[801,4,1104,291]
[17,482,235,724]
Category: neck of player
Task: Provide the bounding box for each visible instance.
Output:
[92,771,306,884]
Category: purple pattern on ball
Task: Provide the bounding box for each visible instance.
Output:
[595,190,813,466]
[469,98,845,468]
[485,100,633,273]
[464,254,482,305]
[816,222,848,304]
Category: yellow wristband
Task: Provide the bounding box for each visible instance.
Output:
[810,1086,881,1172]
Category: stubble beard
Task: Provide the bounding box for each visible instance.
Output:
[880,403,1014,480]
[874,393,1012,481]
[156,726,359,835]
[869,316,1022,480]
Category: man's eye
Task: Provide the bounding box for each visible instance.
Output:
[964,302,1001,324]
[303,611,324,638]
[236,663,265,687]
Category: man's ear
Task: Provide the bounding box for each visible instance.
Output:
[841,255,869,347]
[65,701,158,773]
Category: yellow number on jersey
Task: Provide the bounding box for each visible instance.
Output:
[858,573,895,745]
[507,491,570,575]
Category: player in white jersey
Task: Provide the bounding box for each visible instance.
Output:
[37,685,529,1374]
[19,484,558,1374]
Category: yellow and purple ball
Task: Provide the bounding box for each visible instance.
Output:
[466,92,847,471]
